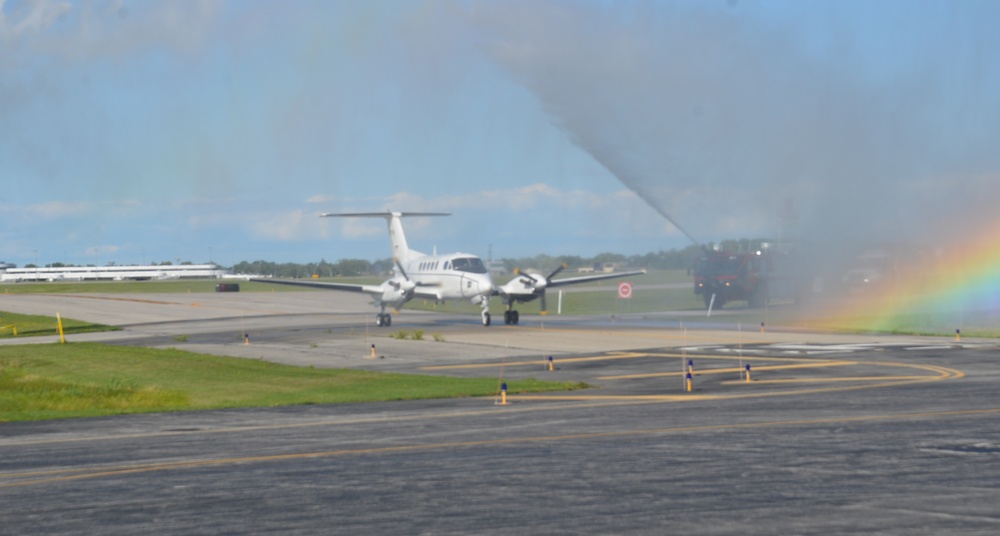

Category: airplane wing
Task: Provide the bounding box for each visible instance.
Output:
[545,270,647,288]
[495,266,646,313]
[248,278,383,294]
[249,277,442,301]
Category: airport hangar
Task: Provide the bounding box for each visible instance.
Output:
[0,263,232,282]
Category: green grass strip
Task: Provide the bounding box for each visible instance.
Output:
[0,343,586,422]
[0,311,119,339]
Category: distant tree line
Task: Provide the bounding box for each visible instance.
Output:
[232,259,387,278]
[21,239,772,276]
[230,239,774,277]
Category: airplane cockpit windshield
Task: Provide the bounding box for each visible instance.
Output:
[451,257,487,274]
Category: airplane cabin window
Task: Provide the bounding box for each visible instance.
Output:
[451,257,487,274]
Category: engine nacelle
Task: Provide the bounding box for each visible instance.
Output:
[380,278,409,303]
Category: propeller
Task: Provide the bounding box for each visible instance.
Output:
[518,263,567,314]
[389,257,440,295]
[390,257,417,295]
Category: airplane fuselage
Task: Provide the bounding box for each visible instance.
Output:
[391,252,493,305]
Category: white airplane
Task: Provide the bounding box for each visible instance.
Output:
[252,212,644,327]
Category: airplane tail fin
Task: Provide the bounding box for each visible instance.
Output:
[321,211,450,264]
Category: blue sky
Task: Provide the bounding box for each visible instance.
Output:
[2,0,999,267]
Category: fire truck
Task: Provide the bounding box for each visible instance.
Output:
[693,248,792,309]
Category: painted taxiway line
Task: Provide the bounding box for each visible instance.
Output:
[420,350,836,372]
[4,407,999,489]
[599,360,857,380]
[419,351,648,370]
[516,361,964,402]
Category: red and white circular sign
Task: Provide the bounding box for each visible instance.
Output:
[618,282,633,299]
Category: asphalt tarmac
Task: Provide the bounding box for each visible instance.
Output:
[2,292,1000,534]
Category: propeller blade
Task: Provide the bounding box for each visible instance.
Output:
[540,290,547,313]
[394,257,410,281]
[546,263,568,282]
[519,269,540,284]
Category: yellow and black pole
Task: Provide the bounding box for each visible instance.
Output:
[745,364,752,382]
[500,382,509,405]
[548,355,554,372]
[57,312,66,344]
[685,372,693,392]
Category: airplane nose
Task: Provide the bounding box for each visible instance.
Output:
[479,276,493,295]
[461,274,493,299]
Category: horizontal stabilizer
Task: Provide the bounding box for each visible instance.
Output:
[320,212,450,218]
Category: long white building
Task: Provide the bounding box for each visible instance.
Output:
[0,264,231,283]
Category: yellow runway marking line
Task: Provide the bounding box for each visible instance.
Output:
[492,326,781,346]
[645,353,852,363]
[600,360,857,380]
[421,351,830,372]
[519,362,963,401]
[420,351,647,370]
[4,407,999,489]
[721,376,938,385]
[47,294,179,306]
[508,394,725,402]
[0,398,666,448]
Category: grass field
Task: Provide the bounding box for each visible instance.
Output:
[0,311,118,339]
[0,343,586,422]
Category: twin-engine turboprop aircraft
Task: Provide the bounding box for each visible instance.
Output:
[252,212,644,327]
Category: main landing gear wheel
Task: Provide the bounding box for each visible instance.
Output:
[376,313,391,327]
[482,312,491,327]
[503,310,520,325]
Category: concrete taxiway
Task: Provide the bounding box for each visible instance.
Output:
[2,291,1000,534]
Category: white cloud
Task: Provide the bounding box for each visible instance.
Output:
[306,194,338,204]
[0,0,71,43]
[1,0,223,64]
[248,210,332,242]
[22,200,93,219]
[325,183,646,214]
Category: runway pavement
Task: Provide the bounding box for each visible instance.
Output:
[2,291,1000,534]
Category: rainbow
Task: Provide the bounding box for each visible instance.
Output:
[808,238,1000,335]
